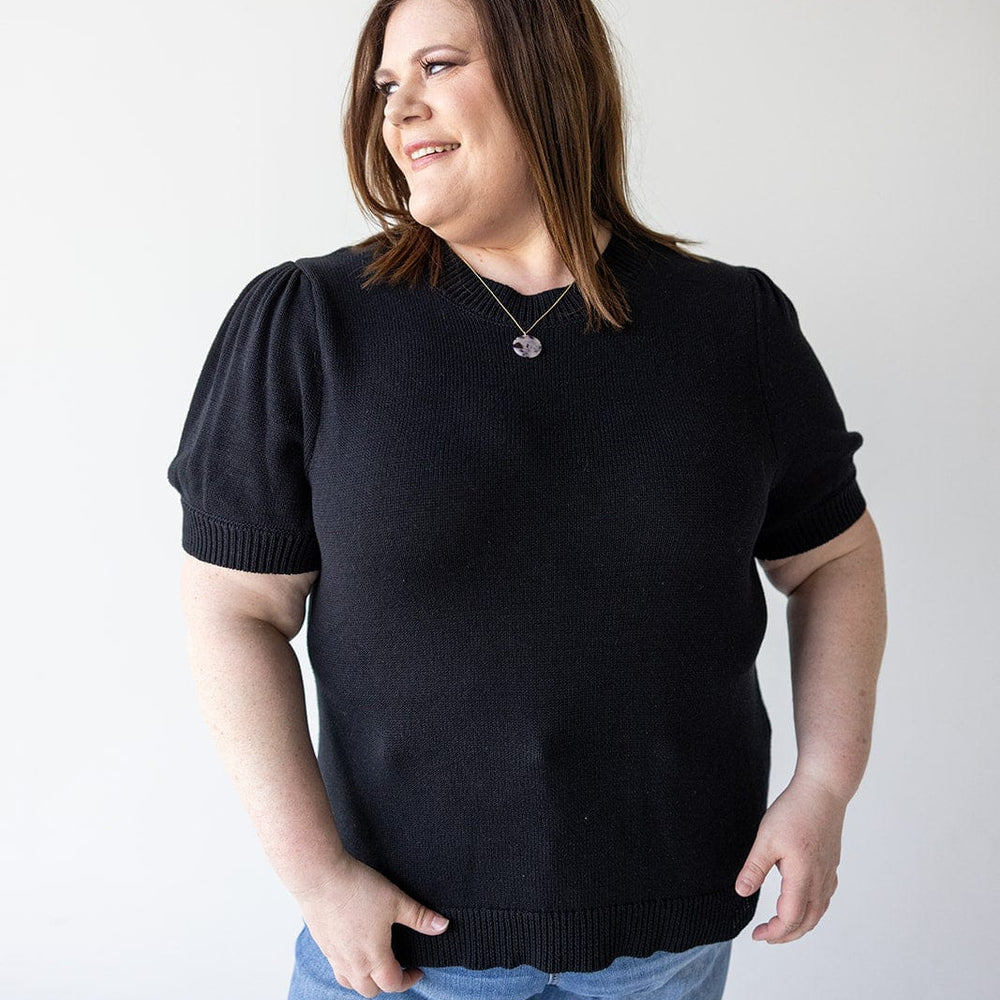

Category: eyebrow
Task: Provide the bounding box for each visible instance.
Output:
[373,45,469,83]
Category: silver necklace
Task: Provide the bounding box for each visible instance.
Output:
[457,255,575,358]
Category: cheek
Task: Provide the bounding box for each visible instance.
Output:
[469,98,525,165]
[381,121,406,171]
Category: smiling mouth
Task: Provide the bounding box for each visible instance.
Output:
[410,143,461,161]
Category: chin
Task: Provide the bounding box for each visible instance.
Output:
[406,197,454,233]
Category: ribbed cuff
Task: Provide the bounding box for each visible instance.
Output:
[180,500,320,574]
[754,478,867,560]
[390,889,757,973]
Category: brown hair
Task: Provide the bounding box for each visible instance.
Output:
[343,0,709,332]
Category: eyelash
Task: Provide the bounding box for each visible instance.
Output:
[374,60,452,96]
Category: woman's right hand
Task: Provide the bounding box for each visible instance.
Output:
[295,853,451,997]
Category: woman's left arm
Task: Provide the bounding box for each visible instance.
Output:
[735,509,888,943]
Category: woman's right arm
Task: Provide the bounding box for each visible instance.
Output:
[178,552,348,896]
[178,553,450,996]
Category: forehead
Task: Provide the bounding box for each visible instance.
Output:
[380,0,479,56]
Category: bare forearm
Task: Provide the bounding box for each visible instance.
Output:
[786,537,887,805]
[185,615,349,899]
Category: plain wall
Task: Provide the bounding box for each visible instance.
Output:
[1,1,997,997]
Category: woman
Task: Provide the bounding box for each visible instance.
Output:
[167,0,887,998]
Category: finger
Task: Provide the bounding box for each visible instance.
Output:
[774,879,810,934]
[395,897,450,935]
[798,898,827,937]
[370,957,404,994]
[750,881,810,943]
[751,913,782,942]
[775,872,837,943]
[753,894,823,944]
[825,869,839,899]
[371,956,425,994]
[800,885,835,935]
[354,974,382,999]
[736,847,776,896]
[356,968,396,999]
[775,898,825,943]
[398,968,426,991]
[333,970,376,998]
[333,962,385,998]
[752,912,806,944]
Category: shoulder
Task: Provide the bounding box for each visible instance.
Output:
[211,258,319,353]
[633,233,756,286]
[293,240,377,291]
[627,234,766,315]
[286,241,391,327]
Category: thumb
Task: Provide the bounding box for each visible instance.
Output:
[396,896,451,935]
[736,844,775,897]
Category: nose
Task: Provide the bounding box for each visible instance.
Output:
[384,82,430,128]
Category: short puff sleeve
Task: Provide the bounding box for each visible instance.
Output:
[167,261,322,574]
[748,266,867,560]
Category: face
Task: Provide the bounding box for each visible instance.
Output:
[376,0,540,246]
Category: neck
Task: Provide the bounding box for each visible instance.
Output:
[442,222,613,296]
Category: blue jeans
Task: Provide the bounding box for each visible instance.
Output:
[287,922,732,1000]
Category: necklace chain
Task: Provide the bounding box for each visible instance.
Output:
[457,255,575,336]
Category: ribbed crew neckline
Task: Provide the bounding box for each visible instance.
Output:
[434,230,652,328]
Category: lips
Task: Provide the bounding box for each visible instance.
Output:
[402,140,461,171]
[403,139,461,159]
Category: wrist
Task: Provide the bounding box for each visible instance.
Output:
[287,850,355,905]
[790,766,854,809]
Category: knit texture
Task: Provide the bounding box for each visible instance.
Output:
[167,230,866,972]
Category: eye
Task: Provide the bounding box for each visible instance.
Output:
[374,61,453,97]
[423,59,452,76]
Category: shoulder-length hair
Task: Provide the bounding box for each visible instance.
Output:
[343,0,709,332]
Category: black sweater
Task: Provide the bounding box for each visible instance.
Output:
[167,230,866,973]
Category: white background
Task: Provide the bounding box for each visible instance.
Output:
[2,1,997,997]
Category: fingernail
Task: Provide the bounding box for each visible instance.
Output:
[431,915,449,930]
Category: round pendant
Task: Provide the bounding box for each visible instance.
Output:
[512,334,542,358]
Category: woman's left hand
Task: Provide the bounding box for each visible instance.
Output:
[734,773,849,943]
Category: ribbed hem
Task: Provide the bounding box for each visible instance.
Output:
[754,478,867,560]
[180,500,320,574]
[390,889,758,973]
